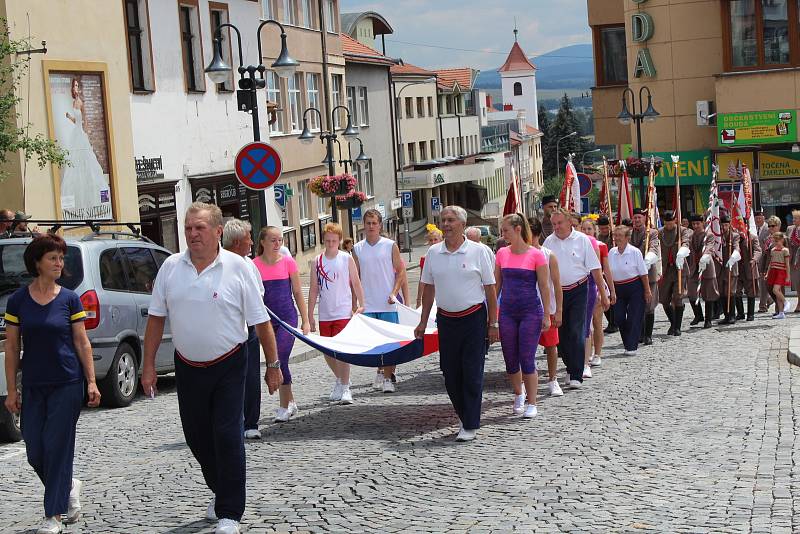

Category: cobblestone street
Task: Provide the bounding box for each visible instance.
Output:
[2,310,799,533]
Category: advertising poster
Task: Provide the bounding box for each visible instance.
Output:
[718,110,796,147]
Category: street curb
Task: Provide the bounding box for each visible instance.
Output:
[289,347,322,365]
[788,325,800,368]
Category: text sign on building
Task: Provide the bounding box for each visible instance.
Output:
[623,146,712,185]
[135,156,164,182]
[759,151,800,179]
[718,110,796,147]
[234,141,282,190]
[631,0,656,78]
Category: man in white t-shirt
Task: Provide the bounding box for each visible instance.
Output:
[141,203,279,534]
[353,208,405,393]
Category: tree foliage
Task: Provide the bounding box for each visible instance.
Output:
[0,23,67,180]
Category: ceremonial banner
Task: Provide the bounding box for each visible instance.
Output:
[617,166,633,225]
[559,160,581,214]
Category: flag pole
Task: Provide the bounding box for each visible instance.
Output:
[672,155,683,296]
[645,157,655,252]
[743,163,757,297]
[603,156,615,235]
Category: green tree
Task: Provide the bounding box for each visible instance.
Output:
[0,24,67,180]
[542,93,583,179]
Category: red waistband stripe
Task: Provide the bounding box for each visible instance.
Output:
[562,277,588,291]
[438,303,483,318]
[177,343,242,368]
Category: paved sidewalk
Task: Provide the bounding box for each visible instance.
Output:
[2,306,800,533]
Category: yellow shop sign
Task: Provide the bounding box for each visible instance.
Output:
[759,151,800,179]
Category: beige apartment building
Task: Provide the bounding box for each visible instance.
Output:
[589,0,800,221]
[0,0,139,223]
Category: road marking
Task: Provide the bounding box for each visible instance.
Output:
[0,447,26,461]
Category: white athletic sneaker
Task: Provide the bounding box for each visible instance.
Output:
[243,429,261,440]
[36,517,62,534]
[583,365,593,379]
[339,385,354,404]
[624,349,638,356]
[329,380,343,401]
[206,497,217,521]
[548,380,564,397]
[568,380,582,389]
[590,355,602,367]
[523,404,538,418]
[274,407,291,422]
[382,378,395,393]
[773,312,786,320]
[215,518,240,534]
[64,478,82,524]
[513,394,526,415]
[373,372,384,389]
[455,427,477,442]
[287,401,298,416]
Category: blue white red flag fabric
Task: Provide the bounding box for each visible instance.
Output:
[267,303,439,367]
[559,160,581,215]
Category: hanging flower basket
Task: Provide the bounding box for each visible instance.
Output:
[331,190,367,209]
[309,173,356,198]
[621,157,662,178]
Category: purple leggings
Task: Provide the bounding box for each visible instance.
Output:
[585,277,598,338]
[499,310,544,375]
[263,278,297,385]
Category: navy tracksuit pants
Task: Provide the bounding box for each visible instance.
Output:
[437,305,487,431]
[243,327,261,431]
[21,380,83,517]
[558,280,588,382]
[613,280,645,351]
[175,346,247,522]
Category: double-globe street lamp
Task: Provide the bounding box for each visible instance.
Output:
[297,106,361,224]
[617,86,660,206]
[205,19,299,226]
[333,137,369,236]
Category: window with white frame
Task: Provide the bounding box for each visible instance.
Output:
[357,87,369,126]
[301,0,314,28]
[324,0,336,33]
[262,0,272,18]
[405,97,414,118]
[427,96,434,117]
[357,159,374,196]
[317,194,328,217]
[282,0,296,25]
[408,143,417,164]
[346,86,358,125]
[419,141,427,161]
[297,179,310,220]
[306,73,320,130]
[416,97,424,117]
[287,73,302,132]
[331,74,344,128]
[266,70,283,134]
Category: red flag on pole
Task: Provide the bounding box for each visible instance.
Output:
[559,159,581,214]
[503,164,520,216]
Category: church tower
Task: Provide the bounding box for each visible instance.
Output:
[499,28,539,128]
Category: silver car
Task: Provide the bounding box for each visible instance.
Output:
[0,231,175,442]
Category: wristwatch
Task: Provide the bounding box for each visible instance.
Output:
[266,360,281,369]
[489,322,499,328]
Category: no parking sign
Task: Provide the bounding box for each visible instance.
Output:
[234,142,282,190]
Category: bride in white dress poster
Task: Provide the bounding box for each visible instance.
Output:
[55,75,113,220]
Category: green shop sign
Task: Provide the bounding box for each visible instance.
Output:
[622,146,712,185]
[717,109,797,146]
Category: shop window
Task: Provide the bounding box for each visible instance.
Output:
[593,25,627,86]
[301,222,317,251]
[318,215,332,238]
[124,0,155,92]
[209,3,234,92]
[283,227,297,256]
[178,1,205,93]
[724,0,795,70]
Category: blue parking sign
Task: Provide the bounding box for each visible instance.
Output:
[274,184,287,208]
[401,191,413,208]
[352,206,362,223]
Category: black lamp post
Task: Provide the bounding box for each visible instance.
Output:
[205,20,299,226]
[617,86,660,206]
[334,137,369,237]
[297,105,359,224]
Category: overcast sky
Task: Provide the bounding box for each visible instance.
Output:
[340,0,592,70]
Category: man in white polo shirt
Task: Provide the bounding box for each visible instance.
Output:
[543,207,608,389]
[415,205,498,442]
[141,202,280,534]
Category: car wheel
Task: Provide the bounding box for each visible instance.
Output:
[99,342,138,408]
[0,396,22,443]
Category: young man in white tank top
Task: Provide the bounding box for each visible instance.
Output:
[308,223,365,404]
[352,209,406,393]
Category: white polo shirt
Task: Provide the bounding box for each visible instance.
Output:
[608,244,648,282]
[149,247,269,362]
[420,237,495,313]
[543,229,601,287]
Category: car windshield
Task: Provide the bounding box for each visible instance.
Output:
[0,243,83,313]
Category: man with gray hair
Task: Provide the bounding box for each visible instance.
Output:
[142,203,280,534]
[222,219,268,440]
[466,226,495,260]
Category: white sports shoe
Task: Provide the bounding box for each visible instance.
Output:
[455,427,477,442]
[215,518,240,534]
[523,404,538,418]
[243,429,261,440]
[590,355,602,367]
[548,380,564,397]
[274,404,297,422]
[339,385,354,404]
[64,478,82,524]
[624,349,638,356]
[329,380,343,401]
[206,497,217,521]
[287,401,298,416]
[382,378,395,393]
[568,380,582,389]
[513,394,526,415]
[373,372,384,389]
[583,365,592,379]
[37,517,62,534]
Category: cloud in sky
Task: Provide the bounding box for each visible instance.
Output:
[339,0,591,71]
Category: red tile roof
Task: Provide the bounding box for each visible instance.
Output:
[390,62,436,76]
[526,125,542,136]
[498,41,536,73]
[341,34,395,66]
[434,68,476,91]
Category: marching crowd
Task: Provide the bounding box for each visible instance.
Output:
[3,199,798,534]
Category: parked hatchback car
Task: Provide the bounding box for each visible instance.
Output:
[0,229,175,442]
